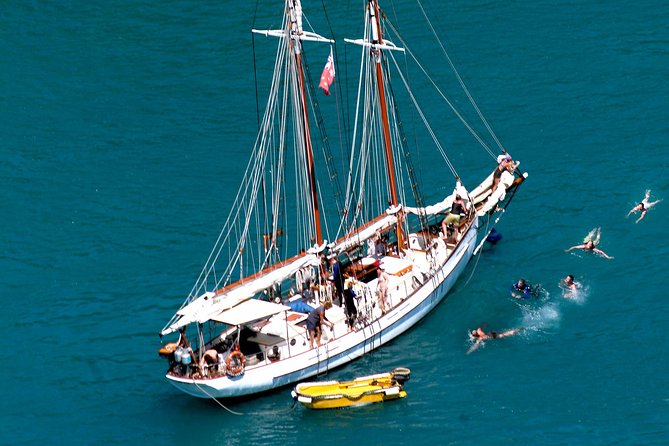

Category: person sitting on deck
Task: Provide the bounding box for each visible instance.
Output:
[441,194,467,241]
[441,222,457,244]
[491,154,519,192]
[200,349,219,374]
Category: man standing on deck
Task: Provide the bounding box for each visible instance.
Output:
[330,255,344,307]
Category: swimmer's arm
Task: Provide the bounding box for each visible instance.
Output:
[594,248,614,259]
[467,339,483,354]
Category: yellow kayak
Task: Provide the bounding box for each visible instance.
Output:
[291,367,410,409]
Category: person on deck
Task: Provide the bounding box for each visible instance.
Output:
[491,154,518,192]
[376,263,391,315]
[306,301,334,349]
[329,255,345,306]
[342,280,358,331]
[178,327,197,365]
[200,349,219,374]
[565,240,614,259]
[374,232,387,257]
[441,194,467,240]
[627,189,662,223]
[491,162,505,192]
[468,326,522,354]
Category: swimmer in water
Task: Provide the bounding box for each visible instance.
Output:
[467,326,522,354]
[565,240,613,259]
[561,274,579,298]
[511,278,532,299]
[627,189,662,223]
[583,227,601,245]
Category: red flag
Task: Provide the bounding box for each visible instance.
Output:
[318,49,335,96]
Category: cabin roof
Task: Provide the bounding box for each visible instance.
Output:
[210,299,291,326]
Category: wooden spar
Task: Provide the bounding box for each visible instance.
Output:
[289,0,323,245]
[370,0,403,251]
[296,54,323,245]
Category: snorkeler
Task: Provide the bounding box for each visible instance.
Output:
[468,326,522,354]
[511,278,533,299]
[627,189,662,223]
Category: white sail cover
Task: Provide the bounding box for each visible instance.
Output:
[331,213,398,253]
[161,253,320,335]
[404,182,470,216]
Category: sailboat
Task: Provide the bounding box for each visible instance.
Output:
[158,0,526,400]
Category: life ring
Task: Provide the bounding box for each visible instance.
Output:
[158,342,178,357]
[225,350,246,377]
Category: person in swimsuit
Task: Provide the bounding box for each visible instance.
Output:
[491,162,506,192]
[627,189,662,223]
[468,326,522,354]
[491,154,519,191]
[376,264,391,314]
[561,274,579,298]
[565,240,614,259]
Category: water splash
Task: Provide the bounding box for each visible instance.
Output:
[560,280,589,305]
[520,301,561,333]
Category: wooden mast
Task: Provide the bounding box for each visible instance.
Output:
[289,0,323,245]
[369,0,403,251]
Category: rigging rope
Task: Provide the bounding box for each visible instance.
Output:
[415,0,506,156]
[192,379,298,416]
[387,50,459,179]
[383,17,498,161]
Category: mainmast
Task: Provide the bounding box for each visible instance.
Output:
[288,0,323,245]
[369,0,403,251]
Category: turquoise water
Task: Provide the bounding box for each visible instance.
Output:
[2,1,668,444]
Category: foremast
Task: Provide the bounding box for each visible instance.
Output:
[345,0,407,252]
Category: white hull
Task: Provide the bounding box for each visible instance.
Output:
[166,218,478,399]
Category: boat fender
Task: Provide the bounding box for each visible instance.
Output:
[158,342,178,357]
[297,395,313,404]
[384,387,400,396]
[225,349,246,377]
